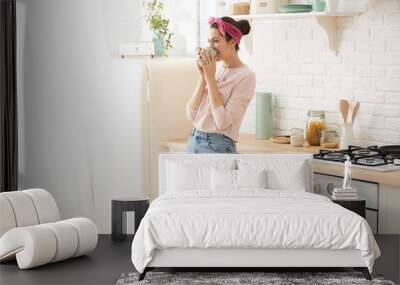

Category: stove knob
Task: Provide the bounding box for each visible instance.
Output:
[327,183,335,195]
[313,184,321,194]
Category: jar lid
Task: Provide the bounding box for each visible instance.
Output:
[307,110,325,118]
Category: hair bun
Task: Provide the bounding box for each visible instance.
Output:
[237,20,251,35]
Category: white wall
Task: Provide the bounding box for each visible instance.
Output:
[17,0,197,233]
[201,0,400,146]
[102,0,198,57]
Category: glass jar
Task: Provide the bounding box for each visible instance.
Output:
[320,130,339,149]
[306,110,326,146]
[230,0,250,15]
[290,128,304,147]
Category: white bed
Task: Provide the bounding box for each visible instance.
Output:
[131,154,380,281]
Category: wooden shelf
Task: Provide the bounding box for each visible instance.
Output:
[230,11,359,20]
[227,12,361,53]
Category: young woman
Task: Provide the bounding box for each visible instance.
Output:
[186,16,256,154]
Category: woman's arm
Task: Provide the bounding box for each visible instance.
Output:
[186,78,206,121]
[206,76,223,110]
[186,51,210,122]
[210,73,256,130]
[188,78,206,110]
[200,50,224,113]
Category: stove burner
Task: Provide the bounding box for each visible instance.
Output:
[379,145,400,156]
[313,144,400,170]
[323,152,346,161]
[386,154,400,161]
[314,145,400,171]
[352,149,379,156]
[356,157,386,166]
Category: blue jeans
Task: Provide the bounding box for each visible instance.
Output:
[187,129,237,154]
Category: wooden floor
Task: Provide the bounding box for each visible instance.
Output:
[0,235,399,285]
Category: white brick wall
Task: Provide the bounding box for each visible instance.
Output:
[236,0,400,146]
[197,0,399,145]
[387,39,400,51]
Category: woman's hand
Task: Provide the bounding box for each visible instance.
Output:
[196,53,205,81]
[199,50,216,83]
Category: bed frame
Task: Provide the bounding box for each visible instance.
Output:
[138,154,373,281]
[138,248,371,280]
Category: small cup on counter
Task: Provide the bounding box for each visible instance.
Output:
[290,128,304,147]
[320,130,339,149]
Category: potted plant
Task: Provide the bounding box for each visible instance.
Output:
[143,0,173,57]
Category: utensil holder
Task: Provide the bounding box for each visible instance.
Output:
[339,123,353,149]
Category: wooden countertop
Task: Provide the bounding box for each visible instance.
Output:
[161,133,400,188]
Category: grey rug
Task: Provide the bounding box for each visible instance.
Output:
[116,271,396,285]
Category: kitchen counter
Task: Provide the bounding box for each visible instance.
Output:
[161,133,400,188]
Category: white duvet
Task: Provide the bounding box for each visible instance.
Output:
[131,189,380,273]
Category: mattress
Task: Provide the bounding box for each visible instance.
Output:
[131,189,380,273]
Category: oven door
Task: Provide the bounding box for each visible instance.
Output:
[314,173,379,234]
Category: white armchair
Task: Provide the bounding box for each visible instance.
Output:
[0,189,98,269]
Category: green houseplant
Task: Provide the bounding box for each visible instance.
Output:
[143,0,173,57]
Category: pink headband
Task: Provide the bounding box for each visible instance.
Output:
[208,17,243,45]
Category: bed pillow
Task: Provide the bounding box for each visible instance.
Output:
[211,169,267,190]
[236,169,267,189]
[237,159,309,192]
[211,168,236,190]
[266,161,308,191]
[167,162,206,191]
[167,159,235,192]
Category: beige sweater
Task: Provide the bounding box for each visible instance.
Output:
[186,64,256,142]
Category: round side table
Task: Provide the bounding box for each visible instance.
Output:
[332,199,366,218]
[111,197,149,242]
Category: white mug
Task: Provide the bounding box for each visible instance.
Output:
[325,0,338,13]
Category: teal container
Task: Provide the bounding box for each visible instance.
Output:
[153,36,164,57]
[313,0,326,12]
[256,92,273,139]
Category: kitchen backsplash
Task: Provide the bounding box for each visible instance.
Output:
[200,0,400,147]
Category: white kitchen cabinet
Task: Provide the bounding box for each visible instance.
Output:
[378,185,400,234]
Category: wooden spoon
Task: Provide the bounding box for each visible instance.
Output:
[352,101,360,123]
[339,99,349,124]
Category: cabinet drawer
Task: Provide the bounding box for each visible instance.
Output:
[314,173,378,210]
[366,210,378,234]
[352,179,378,210]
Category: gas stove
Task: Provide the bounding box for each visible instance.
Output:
[314,145,400,172]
